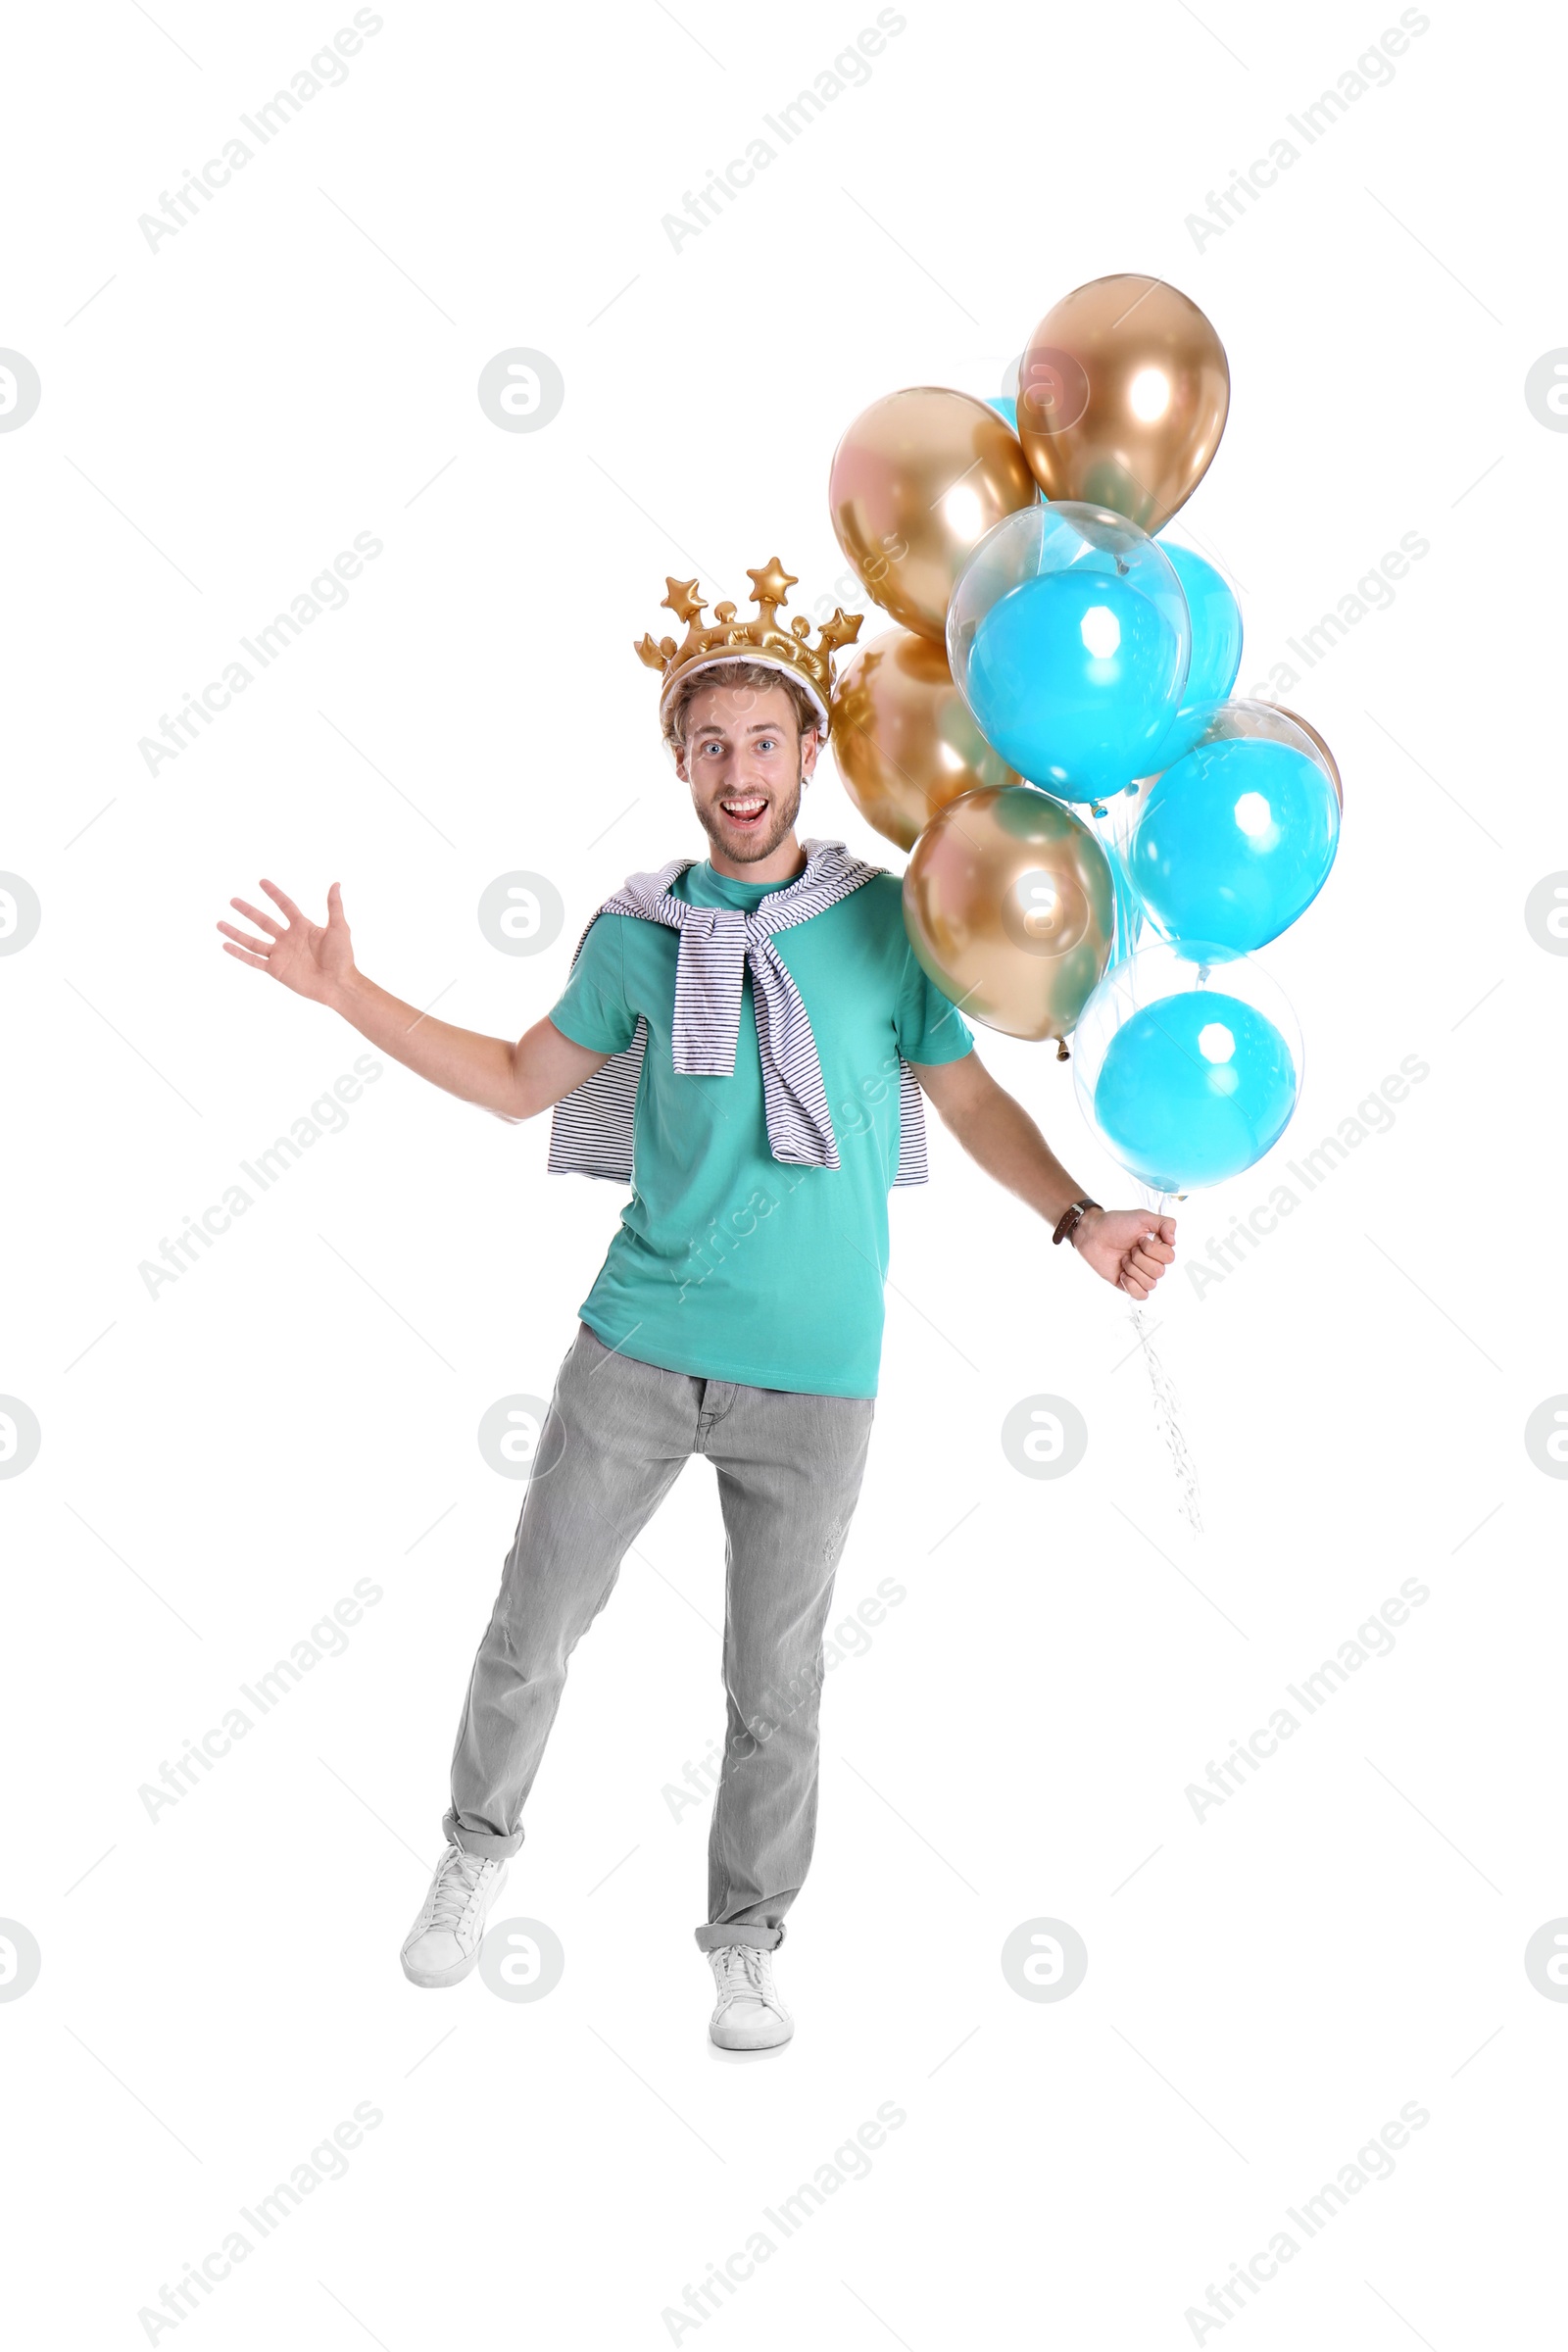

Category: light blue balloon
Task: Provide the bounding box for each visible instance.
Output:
[1094,991,1298,1193]
[1164,545,1241,705]
[965,570,1185,805]
[988,394,1018,429]
[1130,736,1340,954]
[1148,544,1242,770]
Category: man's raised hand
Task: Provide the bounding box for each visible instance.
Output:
[218,879,357,1004]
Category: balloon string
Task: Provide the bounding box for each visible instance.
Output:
[1096,802,1145,968]
[1130,1185,1202,1535]
[1129,1304,1203,1535]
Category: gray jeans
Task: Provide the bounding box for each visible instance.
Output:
[445,1321,875,1950]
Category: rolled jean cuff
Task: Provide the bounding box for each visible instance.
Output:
[694,1919,784,1953]
[442,1809,522,1860]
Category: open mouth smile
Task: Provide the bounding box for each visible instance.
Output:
[718,795,769,828]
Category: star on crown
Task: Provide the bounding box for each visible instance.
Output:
[634,556,862,724]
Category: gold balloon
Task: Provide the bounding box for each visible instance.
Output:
[1265,704,1343,809]
[1018,275,1230,535]
[828,387,1038,643]
[903,785,1114,1049]
[831,627,1019,853]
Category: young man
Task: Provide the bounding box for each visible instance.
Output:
[219,558,1176,2050]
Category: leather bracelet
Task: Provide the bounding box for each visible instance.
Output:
[1052,1197,1101,1248]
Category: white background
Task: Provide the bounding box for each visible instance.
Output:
[3,0,1564,2343]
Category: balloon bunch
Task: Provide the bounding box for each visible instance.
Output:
[828,274,1341,1203]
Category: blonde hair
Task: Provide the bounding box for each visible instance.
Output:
[662,659,821,756]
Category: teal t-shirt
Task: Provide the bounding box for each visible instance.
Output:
[547,859,974,1398]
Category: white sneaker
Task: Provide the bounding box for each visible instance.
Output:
[708,1942,793,2049]
[400,1841,509,1987]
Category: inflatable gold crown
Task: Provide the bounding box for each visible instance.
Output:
[635,558,863,736]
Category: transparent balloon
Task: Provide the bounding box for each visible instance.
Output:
[1128,700,1340,956]
[1073,938,1303,1197]
[1262,702,1343,809]
[946,502,1191,808]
